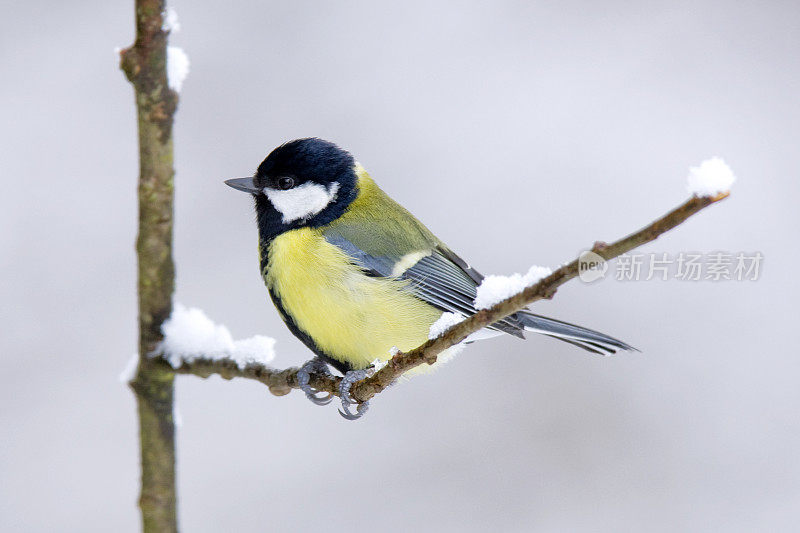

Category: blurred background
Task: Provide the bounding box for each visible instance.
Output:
[2,1,798,531]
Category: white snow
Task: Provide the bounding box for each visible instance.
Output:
[158,303,276,370]
[162,8,188,92]
[474,265,552,310]
[429,312,466,340]
[119,353,139,383]
[166,46,190,92]
[686,157,735,197]
[162,7,181,32]
[370,358,389,372]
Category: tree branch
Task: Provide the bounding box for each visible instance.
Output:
[120,1,179,531]
[162,191,730,406]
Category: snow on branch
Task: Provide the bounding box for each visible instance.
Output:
[474,265,552,310]
[162,7,189,92]
[161,158,735,406]
[428,312,466,339]
[162,7,181,32]
[166,46,189,92]
[686,157,735,198]
[158,303,275,370]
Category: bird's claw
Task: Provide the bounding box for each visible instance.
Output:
[306,389,334,406]
[338,368,370,420]
[338,399,369,420]
[297,359,333,406]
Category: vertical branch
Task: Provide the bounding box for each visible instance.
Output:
[120,1,179,531]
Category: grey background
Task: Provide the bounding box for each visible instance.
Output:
[2,1,798,531]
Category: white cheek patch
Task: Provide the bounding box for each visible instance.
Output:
[264,182,340,224]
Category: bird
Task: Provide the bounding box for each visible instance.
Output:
[225,138,635,418]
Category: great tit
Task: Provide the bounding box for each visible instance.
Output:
[226,138,634,417]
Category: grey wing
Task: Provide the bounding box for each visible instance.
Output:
[325,234,636,355]
[324,234,525,337]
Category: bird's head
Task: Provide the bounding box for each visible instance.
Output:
[226,138,359,237]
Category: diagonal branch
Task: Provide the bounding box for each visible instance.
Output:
[164,191,730,405]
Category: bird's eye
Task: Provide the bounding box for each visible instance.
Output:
[277,177,295,190]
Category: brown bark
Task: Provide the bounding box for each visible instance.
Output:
[120,1,179,531]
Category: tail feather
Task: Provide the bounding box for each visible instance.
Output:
[544,335,607,355]
[517,311,638,356]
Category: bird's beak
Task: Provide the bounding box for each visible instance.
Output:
[225,177,261,194]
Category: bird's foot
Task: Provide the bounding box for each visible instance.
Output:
[297,358,334,406]
[338,368,371,420]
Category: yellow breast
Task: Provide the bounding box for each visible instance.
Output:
[264,227,441,369]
